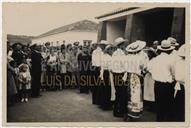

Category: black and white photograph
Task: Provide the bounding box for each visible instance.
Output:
[2,2,190,127]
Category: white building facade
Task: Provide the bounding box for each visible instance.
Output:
[31,20,98,46]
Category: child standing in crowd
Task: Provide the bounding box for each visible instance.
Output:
[18,63,31,102]
[58,48,68,89]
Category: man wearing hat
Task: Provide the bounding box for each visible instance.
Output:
[173,44,186,121]
[168,37,179,50]
[110,37,128,117]
[147,40,175,121]
[98,44,115,110]
[168,37,180,55]
[150,40,159,55]
[91,40,109,105]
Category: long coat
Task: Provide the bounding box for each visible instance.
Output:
[31,50,42,97]
[7,63,17,96]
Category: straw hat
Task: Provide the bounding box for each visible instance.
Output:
[157,40,175,51]
[99,40,110,45]
[104,44,113,50]
[114,37,128,46]
[126,40,146,52]
[178,44,185,57]
[167,37,179,46]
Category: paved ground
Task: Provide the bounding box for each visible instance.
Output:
[7,89,156,122]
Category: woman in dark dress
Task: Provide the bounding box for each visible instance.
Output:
[7,58,18,106]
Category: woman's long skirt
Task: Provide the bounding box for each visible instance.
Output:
[127,73,143,119]
[112,72,128,117]
[92,66,101,105]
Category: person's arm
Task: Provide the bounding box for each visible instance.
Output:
[99,67,104,80]
[7,62,15,73]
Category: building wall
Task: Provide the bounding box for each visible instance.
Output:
[32,31,97,46]
[106,20,126,43]
[98,8,185,46]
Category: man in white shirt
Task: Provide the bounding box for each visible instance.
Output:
[110,37,128,117]
[173,44,185,121]
[148,40,175,121]
[91,40,109,105]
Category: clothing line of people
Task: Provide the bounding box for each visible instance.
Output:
[7,41,96,105]
[7,36,185,122]
[91,37,185,122]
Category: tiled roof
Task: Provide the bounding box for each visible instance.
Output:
[34,20,98,39]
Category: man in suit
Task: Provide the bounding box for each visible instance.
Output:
[31,44,42,97]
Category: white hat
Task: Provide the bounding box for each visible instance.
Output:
[157,40,175,51]
[114,37,128,46]
[178,44,185,57]
[99,40,110,45]
[167,37,179,46]
[105,44,113,50]
[126,40,146,52]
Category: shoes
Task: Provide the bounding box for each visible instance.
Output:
[25,98,28,102]
[21,98,24,102]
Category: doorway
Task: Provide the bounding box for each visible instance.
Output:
[141,8,174,46]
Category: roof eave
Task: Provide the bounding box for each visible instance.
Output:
[96,7,155,21]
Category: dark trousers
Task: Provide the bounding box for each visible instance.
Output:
[154,81,175,121]
[173,84,185,121]
[100,70,112,110]
[31,73,41,97]
[112,72,128,117]
[21,88,29,99]
[92,67,101,105]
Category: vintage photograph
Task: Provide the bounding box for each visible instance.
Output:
[2,2,189,126]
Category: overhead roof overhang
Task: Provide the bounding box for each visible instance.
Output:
[95,7,155,22]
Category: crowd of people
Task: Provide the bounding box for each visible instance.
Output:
[7,36,185,122]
